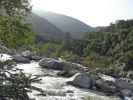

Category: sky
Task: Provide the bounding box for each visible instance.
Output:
[31,0,133,27]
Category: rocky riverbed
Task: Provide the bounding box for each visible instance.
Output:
[0,52,133,100]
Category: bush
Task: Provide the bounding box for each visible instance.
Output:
[0,60,41,100]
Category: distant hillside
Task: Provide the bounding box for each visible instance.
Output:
[26,13,65,41]
[33,10,94,39]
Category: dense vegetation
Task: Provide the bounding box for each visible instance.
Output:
[36,19,133,71]
[0,0,40,99]
[0,0,35,49]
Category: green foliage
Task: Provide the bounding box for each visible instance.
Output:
[83,19,133,69]
[84,32,112,56]
[0,16,35,48]
[60,51,79,62]
[37,42,62,57]
[82,53,112,68]
[0,0,31,16]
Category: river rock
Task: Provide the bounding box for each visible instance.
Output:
[39,58,63,70]
[30,55,42,61]
[12,54,30,63]
[95,79,117,95]
[39,57,88,73]
[67,73,94,89]
[115,79,133,91]
[121,89,133,97]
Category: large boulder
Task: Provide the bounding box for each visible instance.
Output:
[39,57,87,72]
[121,89,133,97]
[12,54,30,63]
[95,79,117,95]
[67,73,95,89]
[115,79,133,91]
[30,55,42,61]
[95,74,117,95]
[39,58,63,70]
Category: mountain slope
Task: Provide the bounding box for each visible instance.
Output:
[33,10,94,39]
[26,13,65,41]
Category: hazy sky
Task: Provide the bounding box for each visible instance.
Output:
[31,0,133,27]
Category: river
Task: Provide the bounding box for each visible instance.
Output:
[17,61,120,100]
[0,53,120,100]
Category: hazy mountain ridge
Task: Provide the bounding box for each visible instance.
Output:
[33,10,94,39]
[26,13,65,40]
[26,10,94,40]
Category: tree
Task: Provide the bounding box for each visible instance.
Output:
[0,16,35,48]
[0,0,35,49]
[0,0,31,16]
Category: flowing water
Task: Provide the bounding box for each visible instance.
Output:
[17,61,120,100]
[0,54,120,100]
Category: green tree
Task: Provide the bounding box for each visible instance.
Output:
[0,0,31,16]
[0,16,35,48]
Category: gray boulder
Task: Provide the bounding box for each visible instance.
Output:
[121,89,133,97]
[95,79,117,95]
[12,54,30,63]
[39,58,63,70]
[30,55,42,61]
[39,57,88,72]
[67,73,94,89]
[115,79,133,91]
